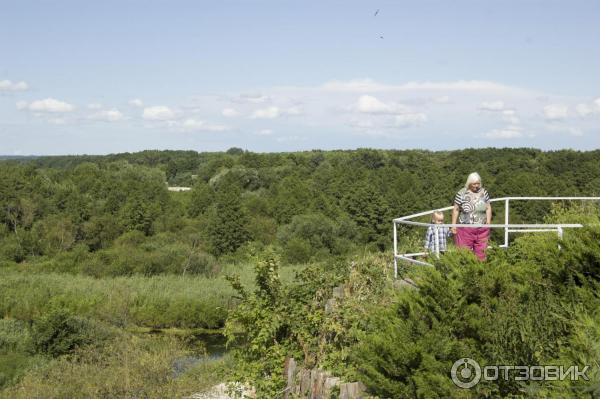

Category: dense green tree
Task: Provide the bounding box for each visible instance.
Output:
[188,181,214,217]
[206,182,251,257]
[342,180,391,249]
[270,176,313,224]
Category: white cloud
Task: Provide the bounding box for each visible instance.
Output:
[501,109,520,124]
[48,117,67,125]
[356,95,390,113]
[543,104,569,120]
[251,106,280,119]
[478,101,520,124]
[0,80,29,91]
[18,98,75,113]
[356,95,409,114]
[594,98,600,110]
[256,129,273,136]
[546,125,584,137]
[348,118,376,130]
[394,113,427,128]
[87,103,103,110]
[432,95,450,104]
[285,105,303,116]
[323,79,388,92]
[322,79,522,93]
[181,118,228,132]
[237,93,270,104]
[575,103,593,117]
[479,101,505,111]
[484,126,523,139]
[90,109,124,122]
[129,98,144,107]
[143,106,177,121]
[222,108,240,117]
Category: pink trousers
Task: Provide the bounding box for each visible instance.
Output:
[455,227,490,261]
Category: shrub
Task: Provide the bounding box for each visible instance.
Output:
[0,235,27,263]
[282,237,312,264]
[277,213,358,263]
[31,308,105,357]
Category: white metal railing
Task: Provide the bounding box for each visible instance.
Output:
[393,197,600,278]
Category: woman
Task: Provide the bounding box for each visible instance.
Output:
[451,172,492,261]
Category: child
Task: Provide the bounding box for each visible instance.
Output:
[424,211,452,255]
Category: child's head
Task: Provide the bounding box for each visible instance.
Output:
[431,211,444,224]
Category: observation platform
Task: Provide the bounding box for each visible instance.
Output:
[393,197,600,278]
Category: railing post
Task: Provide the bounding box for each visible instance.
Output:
[504,199,510,247]
[393,221,398,278]
[557,226,563,250]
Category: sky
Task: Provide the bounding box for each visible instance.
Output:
[1,0,599,155]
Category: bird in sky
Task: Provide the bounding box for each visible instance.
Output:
[374,9,379,16]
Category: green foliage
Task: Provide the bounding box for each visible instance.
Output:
[3,148,600,272]
[0,319,40,389]
[207,183,251,257]
[1,333,231,399]
[277,213,357,263]
[224,250,289,397]
[188,180,214,217]
[4,149,600,397]
[342,179,391,250]
[31,308,105,357]
[0,269,234,329]
[345,223,600,398]
[219,207,600,398]
[224,250,369,397]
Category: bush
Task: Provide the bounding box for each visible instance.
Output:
[282,237,312,264]
[0,235,27,263]
[31,308,107,357]
[277,213,358,263]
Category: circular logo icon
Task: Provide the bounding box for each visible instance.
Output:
[451,358,481,389]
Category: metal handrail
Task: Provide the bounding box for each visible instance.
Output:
[392,196,600,278]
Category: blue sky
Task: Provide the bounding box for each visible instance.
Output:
[1,0,599,155]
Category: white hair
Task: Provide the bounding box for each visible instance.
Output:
[465,172,482,189]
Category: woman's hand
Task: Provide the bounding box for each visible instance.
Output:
[451,204,459,235]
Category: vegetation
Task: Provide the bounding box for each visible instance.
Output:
[2,148,600,397]
[225,210,600,398]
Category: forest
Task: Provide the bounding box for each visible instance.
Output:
[1,148,600,398]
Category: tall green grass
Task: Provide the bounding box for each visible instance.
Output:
[0,271,229,329]
[0,334,232,399]
[0,262,306,330]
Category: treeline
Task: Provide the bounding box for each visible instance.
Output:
[2,148,600,275]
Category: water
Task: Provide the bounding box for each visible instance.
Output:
[172,332,228,378]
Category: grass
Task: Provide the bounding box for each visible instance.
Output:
[0,333,233,399]
[0,257,308,396]
[0,262,305,330]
